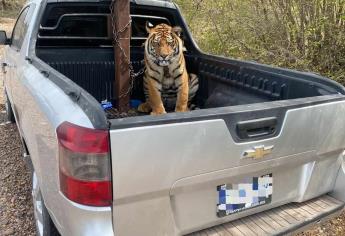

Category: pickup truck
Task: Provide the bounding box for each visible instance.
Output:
[2,0,345,235]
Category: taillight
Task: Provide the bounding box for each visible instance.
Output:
[57,121,112,207]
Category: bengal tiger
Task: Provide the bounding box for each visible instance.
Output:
[138,23,199,115]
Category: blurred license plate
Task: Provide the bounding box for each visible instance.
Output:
[217,174,273,217]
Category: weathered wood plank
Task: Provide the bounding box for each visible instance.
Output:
[323,195,343,205]
[255,212,283,230]
[307,201,327,212]
[280,205,306,221]
[214,226,233,236]
[297,202,319,215]
[247,215,276,234]
[222,222,245,236]
[273,207,299,224]
[286,203,314,218]
[312,198,330,209]
[319,197,336,207]
[196,231,208,236]
[264,211,290,227]
[187,195,343,235]
[205,228,220,236]
[240,218,267,235]
[232,220,257,236]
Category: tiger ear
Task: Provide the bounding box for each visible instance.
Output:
[146,21,154,34]
[172,26,182,37]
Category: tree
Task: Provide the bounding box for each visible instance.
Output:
[175,0,345,84]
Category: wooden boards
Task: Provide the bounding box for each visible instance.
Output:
[188,195,344,236]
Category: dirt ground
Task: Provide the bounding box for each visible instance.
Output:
[1,16,345,236]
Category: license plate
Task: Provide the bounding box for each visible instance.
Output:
[217,174,273,217]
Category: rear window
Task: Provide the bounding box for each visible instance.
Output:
[37,3,174,47]
[39,15,170,38]
[40,15,109,38]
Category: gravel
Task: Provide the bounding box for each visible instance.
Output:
[0,104,36,236]
[298,212,345,236]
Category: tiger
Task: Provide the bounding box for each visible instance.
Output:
[138,23,199,115]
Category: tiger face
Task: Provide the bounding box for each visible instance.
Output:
[145,23,183,67]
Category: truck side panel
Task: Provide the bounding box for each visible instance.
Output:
[7,57,115,235]
[4,2,113,235]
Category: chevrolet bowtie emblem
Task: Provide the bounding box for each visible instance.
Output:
[243,145,274,159]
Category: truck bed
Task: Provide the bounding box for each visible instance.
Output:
[35,1,345,121]
[36,48,272,108]
[36,47,343,117]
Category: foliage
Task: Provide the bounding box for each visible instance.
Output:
[175,0,345,83]
[0,0,25,18]
[1,0,344,83]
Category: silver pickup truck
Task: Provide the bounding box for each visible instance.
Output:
[2,0,345,235]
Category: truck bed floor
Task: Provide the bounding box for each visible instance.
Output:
[188,195,344,236]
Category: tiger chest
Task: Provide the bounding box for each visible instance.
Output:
[162,77,175,90]
[161,74,179,94]
[161,75,179,110]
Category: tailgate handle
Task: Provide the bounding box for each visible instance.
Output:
[237,117,277,139]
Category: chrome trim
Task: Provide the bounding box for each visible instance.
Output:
[131,14,171,24]
[39,13,170,31]
[37,35,148,40]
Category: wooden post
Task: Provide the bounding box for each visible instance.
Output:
[112,0,131,112]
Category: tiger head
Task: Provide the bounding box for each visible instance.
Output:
[145,23,183,67]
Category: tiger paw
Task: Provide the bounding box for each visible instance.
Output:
[138,102,152,113]
[150,110,167,116]
[175,106,189,113]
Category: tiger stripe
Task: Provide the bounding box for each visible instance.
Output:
[138,23,199,115]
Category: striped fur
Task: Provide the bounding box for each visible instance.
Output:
[138,23,199,115]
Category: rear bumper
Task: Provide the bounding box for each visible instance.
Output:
[53,194,344,236]
[187,195,344,236]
